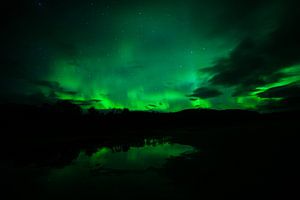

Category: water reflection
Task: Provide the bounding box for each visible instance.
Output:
[42,139,197,199]
[50,139,196,173]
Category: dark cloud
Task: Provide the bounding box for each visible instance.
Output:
[205,1,300,97]
[258,97,300,112]
[145,104,158,110]
[69,99,102,106]
[189,98,199,101]
[256,81,300,111]
[257,82,300,98]
[188,87,222,99]
[29,80,78,96]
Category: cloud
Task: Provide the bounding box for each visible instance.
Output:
[257,82,300,98]
[255,81,300,111]
[145,104,158,110]
[258,97,300,112]
[69,99,102,106]
[29,80,78,96]
[205,1,300,97]
[188,87,222,99]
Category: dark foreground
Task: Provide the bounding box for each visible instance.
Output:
[0,102,299,200]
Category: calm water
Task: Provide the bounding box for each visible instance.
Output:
[3,131,293,200]
[3,138,198,199]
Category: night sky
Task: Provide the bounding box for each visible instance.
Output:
[2,0,300,111]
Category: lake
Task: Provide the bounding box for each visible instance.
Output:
[2,137,199,200]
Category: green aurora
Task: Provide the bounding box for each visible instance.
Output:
[2,0,300,111]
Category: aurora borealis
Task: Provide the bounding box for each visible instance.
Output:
[2,0,300,111]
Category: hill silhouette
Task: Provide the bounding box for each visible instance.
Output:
[1,100,298,138]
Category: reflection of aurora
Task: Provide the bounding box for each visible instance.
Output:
[43,140,197,199]
[75,139,196,171]
[47,139,196,178]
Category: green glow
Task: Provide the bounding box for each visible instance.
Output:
[236,95,281,110]
[45,49,300,111]
[191,99,212,109]
[33,3,240,111]
[39,42,300,111]
[46,40,232,111]
[45,43,231,111]
[237,96,263,110]
[6,1,300,111]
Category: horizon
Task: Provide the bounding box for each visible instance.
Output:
[1,99,293,114]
